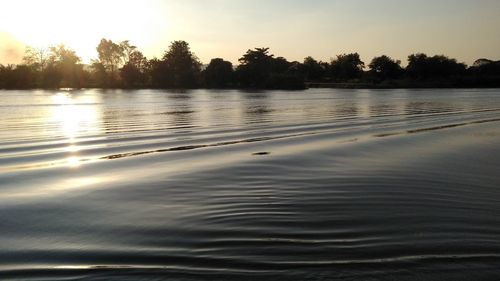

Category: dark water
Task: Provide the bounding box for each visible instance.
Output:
[1,89,500,280]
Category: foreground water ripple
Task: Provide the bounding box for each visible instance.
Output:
[1,88,500,280]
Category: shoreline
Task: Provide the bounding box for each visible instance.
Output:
[2,85,500,91]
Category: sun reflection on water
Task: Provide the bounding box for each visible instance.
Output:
[65,145,81,153]
[48,91,102,168]
[66,156,81,168]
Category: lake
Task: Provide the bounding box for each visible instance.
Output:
[1,88,500,280]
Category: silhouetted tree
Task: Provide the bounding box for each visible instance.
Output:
[465,59,500,87]
[0,64,37,89]
[120,50,149,88]
[151,41,202,88]
[120,64,142,88]
[47,44,84,87]
[0,65,9,88]
[369,55,403,82]
[23,47,48,72]
[120,40,137,64]
[148,58,163,88]
[270,57,305,89]
[90,61,108,87]
[301,56,328,81]
[272,57,292,73]
[470,59,500,76]
[236,47,274,88]
[330,53,364,81]
[3,40,500,89]
[96,39,124,85]
[235,48,305,89]
[129,51,149,71]
[41,63,63,88]
[406,53,466,79]
[202,58,234,88]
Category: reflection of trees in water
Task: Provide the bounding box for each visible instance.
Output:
[167,90,193,100]
[334,102,359,119]
[369,104,397,117]
[100,90,197,135]
[100,91,144,135]
[241,91,274,125]
[405,101,462,116]
[240,89,268,100]
[102,110,121,135]
[365,90,408,118]
[199,90,240,128]
[102,108,150,135]
[165,91,196,129]
[163,108,195,128]
[246,106,274,115]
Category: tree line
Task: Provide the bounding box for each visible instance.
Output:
[1,39,499,89]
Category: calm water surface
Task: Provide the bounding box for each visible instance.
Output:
[1,89,500,280]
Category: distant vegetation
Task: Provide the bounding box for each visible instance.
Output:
[1,39,500,90]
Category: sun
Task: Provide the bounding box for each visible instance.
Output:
[0,0,170,63]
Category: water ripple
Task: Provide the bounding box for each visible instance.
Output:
[1,89,500,280]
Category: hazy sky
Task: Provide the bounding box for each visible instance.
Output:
[1,0,499,65]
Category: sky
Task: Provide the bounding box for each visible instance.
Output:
[0,0,499,66]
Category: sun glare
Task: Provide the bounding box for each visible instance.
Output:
[66,156,81,168]
[48,92,102,168]
[0,0,169,63]
[50,92,101,139]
